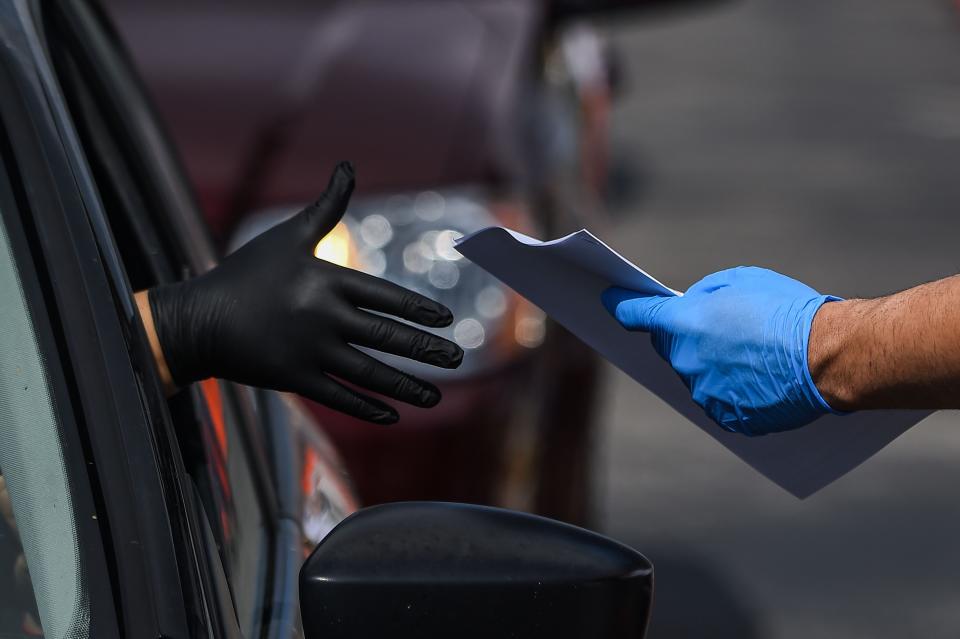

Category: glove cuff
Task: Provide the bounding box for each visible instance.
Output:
[800,295,850,417]
[148,282,209,387]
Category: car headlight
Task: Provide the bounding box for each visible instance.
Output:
[230,190,545,380]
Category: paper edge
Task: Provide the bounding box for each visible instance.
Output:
[457,226,682,296]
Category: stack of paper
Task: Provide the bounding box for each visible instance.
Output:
[456,227,930,498]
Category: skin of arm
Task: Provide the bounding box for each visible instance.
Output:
[808,274,960,411]
[135,289,177,395]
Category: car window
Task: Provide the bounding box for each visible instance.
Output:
[0,172,88,638]
[43,5,272,636]
[188,380,270,633]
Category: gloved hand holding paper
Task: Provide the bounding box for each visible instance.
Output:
[455,227,930,497]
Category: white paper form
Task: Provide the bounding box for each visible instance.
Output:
[455,227,931,498]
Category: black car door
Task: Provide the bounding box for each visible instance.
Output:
[38,0,285,637]
[0,93,120,639]
[0,2,197,637]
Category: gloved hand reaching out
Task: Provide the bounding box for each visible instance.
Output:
[603,266,845,436]
[147,162,463,424]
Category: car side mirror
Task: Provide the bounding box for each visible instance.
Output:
[299,502,653,638]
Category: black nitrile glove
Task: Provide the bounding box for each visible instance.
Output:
[148,162,463,424]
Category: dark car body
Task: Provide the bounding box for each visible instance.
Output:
[0,0,356,635]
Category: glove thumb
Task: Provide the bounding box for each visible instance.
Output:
[602,287,671,331]
[298,161,355,249]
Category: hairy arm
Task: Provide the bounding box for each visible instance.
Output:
[809,275,960,410]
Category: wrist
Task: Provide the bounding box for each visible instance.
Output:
[807,298,874,411]
[148,280,214,387]
[135,290,177,395]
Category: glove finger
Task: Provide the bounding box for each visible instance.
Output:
[341,270,453,327]
[343,310,463,369]
[294,373,398,424]
[327,347,442,408]
[298,161,355,250]
[601,287,671,331]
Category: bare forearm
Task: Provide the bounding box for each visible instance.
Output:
[809,275,960,410]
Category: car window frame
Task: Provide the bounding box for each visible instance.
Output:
[0,11,141,639]
[0,1,226,636]
[39,0,282,635]
[0,119,119,639]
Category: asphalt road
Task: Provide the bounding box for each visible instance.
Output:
[593,1,960,637]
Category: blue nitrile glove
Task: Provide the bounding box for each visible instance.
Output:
[602,266,844,436]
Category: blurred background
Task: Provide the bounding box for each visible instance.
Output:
[108,0,960,636]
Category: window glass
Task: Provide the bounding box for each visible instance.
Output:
[191,380,269,633]
[0,200,89,637]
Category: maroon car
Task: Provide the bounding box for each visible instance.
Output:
[108,0,698,524]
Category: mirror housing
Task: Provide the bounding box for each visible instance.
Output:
[300,502,653,638]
